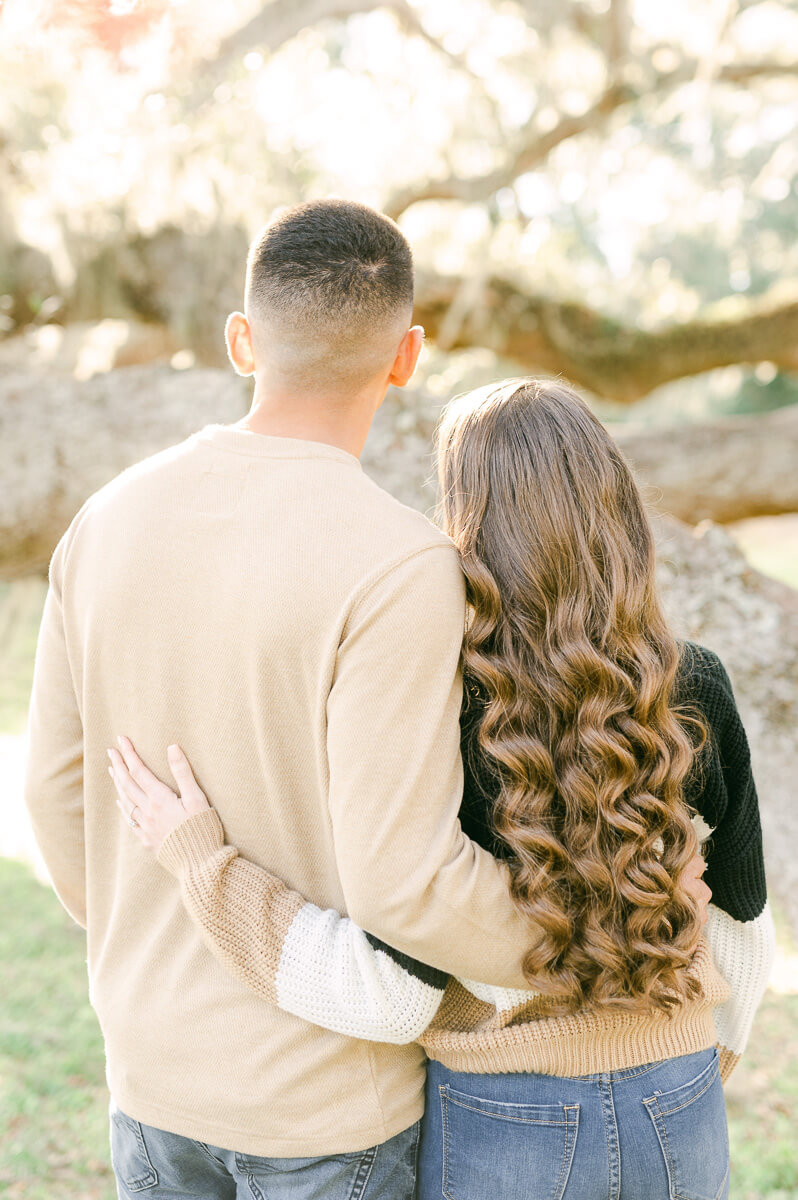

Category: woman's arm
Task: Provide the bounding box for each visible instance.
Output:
[705,900,776,1080]
[686,646,777,1080]
[108,731,714,1048]
[108,739,448,1043]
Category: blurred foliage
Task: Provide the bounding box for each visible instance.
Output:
[1,0,798,416]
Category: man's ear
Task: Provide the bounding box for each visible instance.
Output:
[225,312,256,377]
[388,325,424,388]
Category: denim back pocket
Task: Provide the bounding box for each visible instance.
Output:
[643,1050,729,1200]
[439,1083,579,1200]
[234,1145,380,1200]
[109,1107,159,1192]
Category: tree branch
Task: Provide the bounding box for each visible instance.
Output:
[182,0,485,110]
[183,0,380,107]
[615,404,798,523]
[385,80,635,217]
[389,1,482,85]
[606,0,630,76]
[413,272,798,402]
[63,222,798,402]
[385,56,798,218]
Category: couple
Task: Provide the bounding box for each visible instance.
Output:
[25,199,774,1200]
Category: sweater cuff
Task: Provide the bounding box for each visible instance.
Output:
[718,1045,739,1082]
[157,809,226,878]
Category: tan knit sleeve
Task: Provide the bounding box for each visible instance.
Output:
[717,1046,739,1082]
[157,809,227,876]
[155,810,447,1039]
[157,810,305,1005]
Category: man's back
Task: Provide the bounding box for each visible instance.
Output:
[27,423,462,1155]
[25,201,534,1191]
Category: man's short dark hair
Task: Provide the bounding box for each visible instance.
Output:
[246,199,414,331]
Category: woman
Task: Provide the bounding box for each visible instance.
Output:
[109,379,774,1200]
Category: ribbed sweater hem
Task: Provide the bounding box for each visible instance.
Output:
[420,1008,718,1077]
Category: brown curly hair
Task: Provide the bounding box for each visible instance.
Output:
[436,378,706,1015]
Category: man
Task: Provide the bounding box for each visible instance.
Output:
[24,199,536,1199]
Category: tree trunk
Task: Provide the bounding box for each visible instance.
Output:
[613,404,798,523]
[3,363,798,578]
[653,518,798,937]
[0,366,250,579]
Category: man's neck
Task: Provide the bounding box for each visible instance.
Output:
[233,382,380,459]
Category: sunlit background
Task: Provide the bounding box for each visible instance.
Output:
[1,1,797,1196]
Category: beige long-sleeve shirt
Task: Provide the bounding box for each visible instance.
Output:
[24,422,531,1156]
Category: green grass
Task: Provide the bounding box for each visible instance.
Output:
[0,580,47,734]
[0,857,795,1198]
[0,858,114,1199]
[725,996,798,1199]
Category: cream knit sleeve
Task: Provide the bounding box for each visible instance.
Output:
[705,901,777,1080]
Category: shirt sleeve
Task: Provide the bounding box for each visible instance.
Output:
[326,543,532,989]
[157,809,448,1043]
[698,654,768,922]
[23,533,87,928]
[692,650,776,1079]
[706,901,776,1081]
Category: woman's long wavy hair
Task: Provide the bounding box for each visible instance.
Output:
[436,378,706,1015]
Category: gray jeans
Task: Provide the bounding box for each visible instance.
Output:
[109,1099,421,1200]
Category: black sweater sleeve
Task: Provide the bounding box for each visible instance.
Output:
[678,642,768,923]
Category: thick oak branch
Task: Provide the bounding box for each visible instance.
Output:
[615,405,798,523]
[413,274,798,402]
[3,360,798,578]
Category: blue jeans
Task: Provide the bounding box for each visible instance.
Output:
[109,1099,421,1200]
[418,1048,729,1200]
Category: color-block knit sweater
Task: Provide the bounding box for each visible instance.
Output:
[158,641,775,1082]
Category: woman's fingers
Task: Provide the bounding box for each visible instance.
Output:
[116,735,174,801]
[108,764,160,850]
[109,766,152,840]
[166,745,210,815]
[107,744,183,820]
[107,747,147,805]
[107,739,210,854]
[109,765,137,813]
